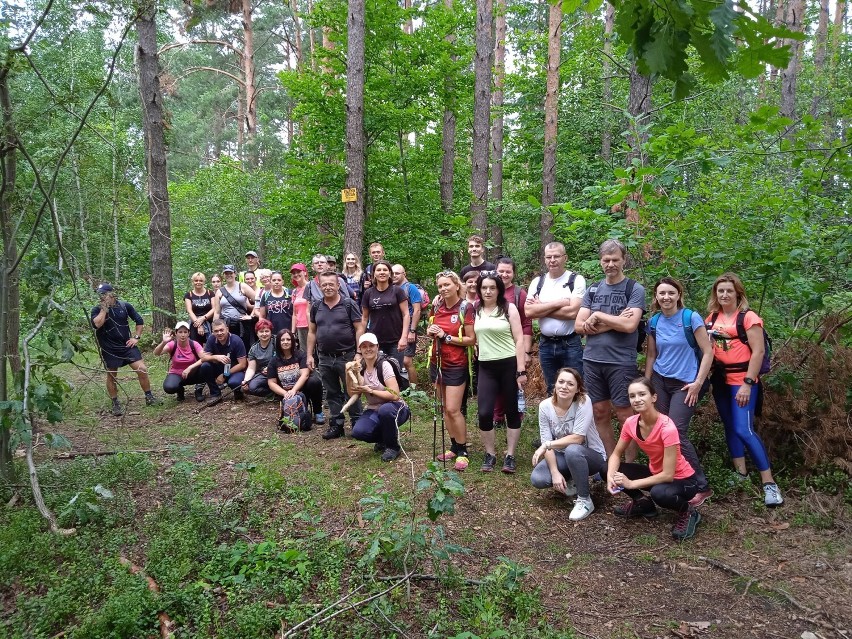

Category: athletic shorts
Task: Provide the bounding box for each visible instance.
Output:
[101,346,143,371]
[403,340,417,357]
[583,361,640,407]
[429,364,467,387]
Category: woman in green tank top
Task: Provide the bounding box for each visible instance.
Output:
[474,274,527,473]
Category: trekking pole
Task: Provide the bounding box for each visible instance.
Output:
[194,382,235,414]
[436,338,448,468]
[432,337,439,462]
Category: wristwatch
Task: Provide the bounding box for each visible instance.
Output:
[444,334,453,344]
[743,377,756,386]
[516,370,527,378]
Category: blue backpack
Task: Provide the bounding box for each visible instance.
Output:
[648,309,702,363]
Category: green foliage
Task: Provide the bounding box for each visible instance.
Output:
[417,460,466,521]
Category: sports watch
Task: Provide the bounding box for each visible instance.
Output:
[743,377,756,385]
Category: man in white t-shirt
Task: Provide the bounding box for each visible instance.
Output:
[525,242,587,393]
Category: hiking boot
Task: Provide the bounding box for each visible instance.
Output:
[176,388,185,402]
[111,400,123,416]
[671,507,702,541]
[374,442,387,453]
[322,424,345,440]
[194,385,205,402]
[763,483,784,507]
[453,455,469,471]
[564,479,578,497]
[206,392,223,407]
[481,453,497,472]
[569,496,595,522]
[614,497,659,519]
[688,488,714,507]
[501,454,516,474]
[145,393,161,406]
[314,412,326,425]
[381,447,400,462]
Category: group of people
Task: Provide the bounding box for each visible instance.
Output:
[91,236,783,541]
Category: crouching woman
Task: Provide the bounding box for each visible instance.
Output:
[267,329,314,432]
[530,368,607,521]
[351,333,411,462]
[607,377,702,541]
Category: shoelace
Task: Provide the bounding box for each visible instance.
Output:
[673,510,691,534]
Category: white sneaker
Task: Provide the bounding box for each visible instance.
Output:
[564,479,577,497]
[569,496,595,521]
[763,483,784,507]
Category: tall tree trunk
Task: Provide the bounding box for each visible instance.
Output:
[397,129,412,211]
[71,154,92,276]
[779,0,804,120]
[626,62,653,168]
[137,1,176,333]
[810,0,830,116]
[470,0,493,235]
[490,0,506,257]
[540,0,560,252]
[769,0,785,83]
[439,0,457,268]
[307,0,317,70]
[0,70,18,478]
[343,0,366,260]
[111,111,121,283]
[292,0,304,70]
[242,0,258,165]
[601,2,614,161]
[403,0,414,34]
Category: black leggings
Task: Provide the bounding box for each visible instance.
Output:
[618,462,699,513]
[477,357,520,431]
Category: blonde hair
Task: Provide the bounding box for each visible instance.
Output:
[435,270,463,301]
[343,252,363,279]
[707,272,750,314]
[190,272,206,283]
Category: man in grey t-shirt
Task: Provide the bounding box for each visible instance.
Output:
[575,239,645,455]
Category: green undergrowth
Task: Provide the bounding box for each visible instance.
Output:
[0,449,572,639]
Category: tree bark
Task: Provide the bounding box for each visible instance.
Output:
[343,0,366,260]
[779,0,804,120]
[439,0,457,268]
[292,0,304,70]
[810,0,830,116]
[242,0,258,165]
[137,1,176,333]
[307,0,317,70]
[71,153,92,276]
[626,62,653,169]
[601,2,614,161]
[490,0,506,258]
[0,69,18,479]
[540,0,560,252]
[470,0,492,236]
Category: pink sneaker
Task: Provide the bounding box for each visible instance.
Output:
[436,450,457,462]
[453,456,469,471]
[688,488,714,507]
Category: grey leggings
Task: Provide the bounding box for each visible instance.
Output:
[530,444,607,499]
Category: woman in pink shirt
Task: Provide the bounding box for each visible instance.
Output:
[154,321,205,401]
[606,377,701,541]
[290,263,310,350]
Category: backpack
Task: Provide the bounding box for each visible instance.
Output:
[363,354,410,393]
[413,283,430,311]
[707,311,772,374]
[533,271,577,297]
[169,339,203,363]
[279,393,313,433]
[588,278,646,352]
[648,309,701,363]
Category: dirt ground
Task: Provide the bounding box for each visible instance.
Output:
[37,390,852,639]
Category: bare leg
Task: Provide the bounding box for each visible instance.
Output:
[106,370,119,399]
[592,400,616,456]
[614,405,638,462]
[128,359,152,393]
[404,355,418,385]
[506,426,521,457]
[442,383,467,445]
[481,428,496,455]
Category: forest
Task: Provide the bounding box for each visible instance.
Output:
[1,0,851,635]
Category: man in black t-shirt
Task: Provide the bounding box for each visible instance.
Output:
[90,283,159,416]
[459,234,496,280]
[307,272,364,440]
[199,319,248,405]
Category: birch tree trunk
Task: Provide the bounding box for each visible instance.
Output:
[779,0,804,120]
[242,0,258,165]
[470,0,493,235]
[343,0,367,259]
[137,0,176,332]
[540,0,560,251]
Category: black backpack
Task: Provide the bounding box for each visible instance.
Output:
[533,271,577,297]
[588,278,646,352]
[363,354,410,393]
[707,311,772,374]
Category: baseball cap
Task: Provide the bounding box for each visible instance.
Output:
[222,264,236,273]
[96,283,115,295]
[290,263,307,273]
[174,321,190,330]
[358,332,379,346]
[245,251,258,258]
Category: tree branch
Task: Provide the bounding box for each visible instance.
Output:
[173,66,246,87]
[159,39,244,58]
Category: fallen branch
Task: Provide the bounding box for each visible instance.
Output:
[54,448,171,459]
[376,573,483,586]
[119,556,175,638]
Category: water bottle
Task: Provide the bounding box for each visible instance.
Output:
[223,361,231,377]
[517,389,526,414]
